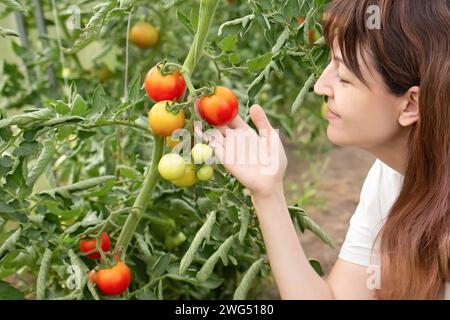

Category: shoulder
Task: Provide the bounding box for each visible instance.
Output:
[338,158,403,266]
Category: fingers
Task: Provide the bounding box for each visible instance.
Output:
[227,115,251,131]
[249,104,273,137]
[209,138,225,164]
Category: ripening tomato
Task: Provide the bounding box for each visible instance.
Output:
[96,261,131,296]
[158,153,186,180]
[191,143,213,164]
[295,17,319,46]
[198,86,239,126]
[144,65,186,102]
[171,163,197,187]
[196,165,214,181]
[148,100,185,137]
[129,21,159,49]
[79,232,110,259]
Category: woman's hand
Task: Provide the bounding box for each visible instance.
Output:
[195,101,287,198]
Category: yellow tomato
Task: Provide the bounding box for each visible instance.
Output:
[148,101,185,137]
[129,21,159,49]
[171,164,197,187]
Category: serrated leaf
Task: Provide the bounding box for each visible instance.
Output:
[27,140,55,188]
[196,234,235,282]
[246,52,272,73]
[219,34,238,53]
[233,258,264,300]
[152,253,171,278]
[36,248,52,300]
[71,94,88,116]
[0,228,21,258]
[176,10,194,36]
[179,211,216,275]
[38,175,116,198]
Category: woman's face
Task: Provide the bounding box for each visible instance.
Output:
[314,44,409,150]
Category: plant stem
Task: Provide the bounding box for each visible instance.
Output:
[183,0,220,74]
[115,135,164,254]
[114,0,220,256]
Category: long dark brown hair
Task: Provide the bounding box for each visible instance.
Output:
[323,0,450,299]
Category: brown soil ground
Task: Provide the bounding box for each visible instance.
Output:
[258,143,376,299]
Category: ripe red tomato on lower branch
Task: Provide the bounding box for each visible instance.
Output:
[96,261,131,296]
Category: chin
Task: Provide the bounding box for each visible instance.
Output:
[326,126,353,146]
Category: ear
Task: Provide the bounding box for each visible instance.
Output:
[398,86,420,127]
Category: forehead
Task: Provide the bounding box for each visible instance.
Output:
[331,40,383,89]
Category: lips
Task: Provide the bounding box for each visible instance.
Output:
[327,104,341,117]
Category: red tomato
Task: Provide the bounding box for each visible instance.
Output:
[198,86,239,126]
[96,261,131,296]
[144,65,186,102]
[79,232,111,259]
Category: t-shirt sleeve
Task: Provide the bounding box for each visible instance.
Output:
[338,159,382,267]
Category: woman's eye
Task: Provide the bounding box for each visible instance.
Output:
[338,75,350,84]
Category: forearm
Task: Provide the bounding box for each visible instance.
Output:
[251,186,334,299]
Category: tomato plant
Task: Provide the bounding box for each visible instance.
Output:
[0,0,332,300]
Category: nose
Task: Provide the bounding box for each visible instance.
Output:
[314,62,334,98]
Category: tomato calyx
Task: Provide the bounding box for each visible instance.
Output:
[156,60,182,77]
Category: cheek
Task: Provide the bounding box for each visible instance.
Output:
[327,91,400,147]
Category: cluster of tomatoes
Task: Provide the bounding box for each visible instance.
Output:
[79,233,131,296]
[144,63,239,188]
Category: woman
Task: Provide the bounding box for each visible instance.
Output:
[203,0,450,299]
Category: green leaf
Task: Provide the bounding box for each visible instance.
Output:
[117,165,140,180]
[0,109,53,129]
[196,234,235,282]
[289,206,335,248]
[13,141,39,157]
[233,258,264,300]
[176,10,195,36]
[309,258,325,277]
[0,203,14,214]
[0,0,26,13]
[71,94,88,116]
[219,34,238,53]
[0,281,24,300]
[0,228,21,258]
[27,140,55,189]
[38,175,116,198]
[0,27,18,38]
[36,248,53,300]
[54,101,71,115]
[246,52,272,73]
[291,73,316,113]
[228,53,241,65]
[152,253,171,278]
[179,211,216,275]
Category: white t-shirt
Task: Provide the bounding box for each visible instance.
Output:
[338,159,450,299]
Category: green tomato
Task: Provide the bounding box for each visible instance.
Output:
[158,154,186,180]
[171,164,197,187]
[191,143,213,164]
[196,165,214,181]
